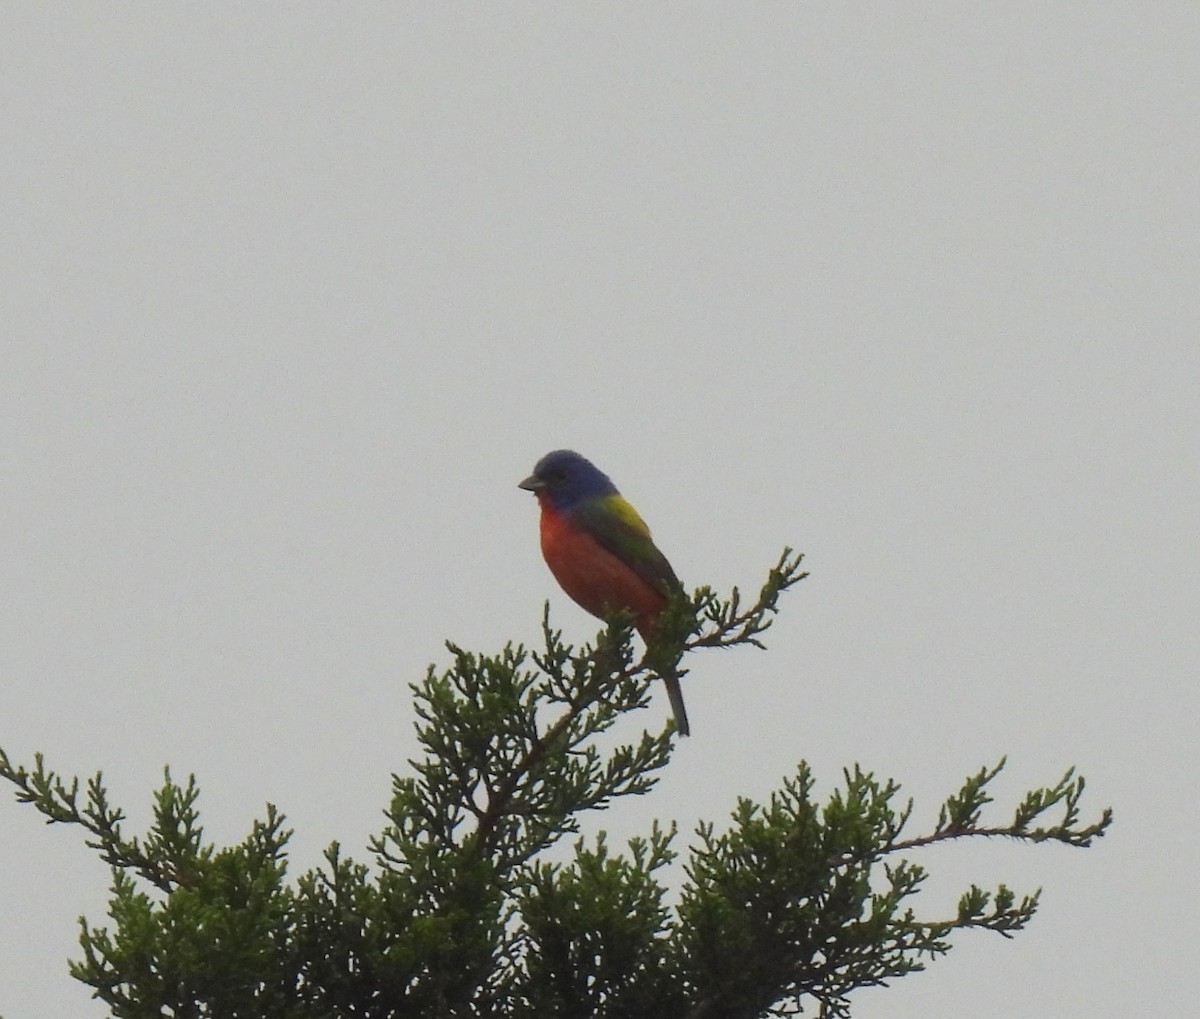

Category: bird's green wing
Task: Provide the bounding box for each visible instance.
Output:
[572,493,682,595]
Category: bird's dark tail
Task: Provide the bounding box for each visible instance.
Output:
[663,672,690,737]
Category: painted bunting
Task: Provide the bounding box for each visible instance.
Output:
[518,449,690,736]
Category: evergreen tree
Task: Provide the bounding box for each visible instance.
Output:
[0,550,1110,1018]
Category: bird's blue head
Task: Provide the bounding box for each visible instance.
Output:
[518,449,619,511]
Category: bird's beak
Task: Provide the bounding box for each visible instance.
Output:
[518,474,545,492]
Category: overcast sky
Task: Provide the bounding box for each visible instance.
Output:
[2,6,1196,1017]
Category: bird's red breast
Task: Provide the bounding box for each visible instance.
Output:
[536,495,667,634]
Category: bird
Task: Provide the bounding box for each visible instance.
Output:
[518,449,690,736]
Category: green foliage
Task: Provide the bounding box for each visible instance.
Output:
[0,549,1111,1018]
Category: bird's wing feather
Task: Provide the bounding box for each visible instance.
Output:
[570,494,681,595]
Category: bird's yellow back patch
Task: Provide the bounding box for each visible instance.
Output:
[600,493,651,538]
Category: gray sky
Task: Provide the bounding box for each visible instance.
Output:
[2,6,1196,1017]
